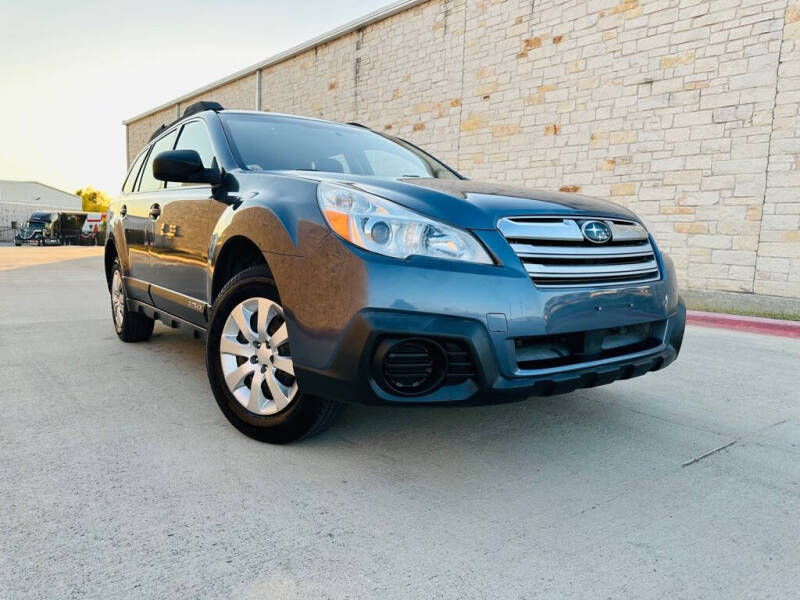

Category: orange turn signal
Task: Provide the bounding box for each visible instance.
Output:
[324,210,351,240]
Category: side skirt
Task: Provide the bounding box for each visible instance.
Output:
[126,299,207,340]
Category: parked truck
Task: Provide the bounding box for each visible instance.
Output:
[14,211,87,246]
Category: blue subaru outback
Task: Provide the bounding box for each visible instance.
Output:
[106,102,685,443]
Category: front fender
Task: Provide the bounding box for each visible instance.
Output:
[207,173,332,299]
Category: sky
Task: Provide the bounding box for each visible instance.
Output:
[0,0,391,195]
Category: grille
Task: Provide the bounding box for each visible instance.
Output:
[498,216,661,288]
[515,321,665,370]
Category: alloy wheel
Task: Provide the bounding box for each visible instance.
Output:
[111,270,125,332]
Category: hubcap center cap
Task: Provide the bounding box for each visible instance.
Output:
[256,345,272,364]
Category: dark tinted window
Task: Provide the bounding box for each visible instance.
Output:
[139,129,178,193]
[122,151,147,193]
[167,120,215,188]
[221,113,458,179]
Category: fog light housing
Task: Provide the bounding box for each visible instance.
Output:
[376,338,447,396]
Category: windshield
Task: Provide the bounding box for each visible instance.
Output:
[24,221,45,230]
[221,113,459,180]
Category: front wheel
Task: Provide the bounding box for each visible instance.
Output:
[205,266,343,443]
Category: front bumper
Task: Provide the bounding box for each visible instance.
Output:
[273,229,685,406]
[294,302,685,407]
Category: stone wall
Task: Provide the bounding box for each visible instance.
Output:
[125,0,800,303]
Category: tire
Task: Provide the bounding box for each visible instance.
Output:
[205,266,344,444]
[110,258,154,342]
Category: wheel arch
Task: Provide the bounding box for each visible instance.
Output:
[210,235,273,304]
[104,237,119,290]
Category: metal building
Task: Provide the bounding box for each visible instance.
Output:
[0,180,82,240]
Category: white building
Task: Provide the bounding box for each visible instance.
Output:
[0,180,82,230]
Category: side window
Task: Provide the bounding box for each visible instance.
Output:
[167,120,216,187]
[138,129,179,193]
[122,151,147,193]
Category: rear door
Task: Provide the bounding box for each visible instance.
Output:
[118,147,152,301]
[148,119,218,325]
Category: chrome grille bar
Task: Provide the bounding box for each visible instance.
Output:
[510,242,653,258]
[523,259,660,278]
[498,216,661,288]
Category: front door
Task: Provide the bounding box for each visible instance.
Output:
[148,119,218,325]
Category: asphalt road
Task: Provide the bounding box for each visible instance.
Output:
[1,248,799,599]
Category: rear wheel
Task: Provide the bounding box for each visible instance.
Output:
[110,259,154,342]
[205,266,343,443]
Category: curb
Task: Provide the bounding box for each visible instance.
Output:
[686,310,800,339]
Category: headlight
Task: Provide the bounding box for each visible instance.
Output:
[317,183,493,264]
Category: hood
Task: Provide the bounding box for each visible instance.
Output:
[279,172,639,230]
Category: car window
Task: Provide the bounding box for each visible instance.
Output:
[363,149,428,178]
[167,120,216,188]
[139,129,179,193]
[122,151,147,193]
[221,113,459,179]
[310,153,351,174]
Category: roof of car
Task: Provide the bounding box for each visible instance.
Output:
[218,109,361,128]
[147,107,367,146]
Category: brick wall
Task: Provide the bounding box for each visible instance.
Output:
[126,0,800,302]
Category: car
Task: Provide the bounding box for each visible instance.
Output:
[105,101,685,444]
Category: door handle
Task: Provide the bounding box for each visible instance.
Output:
[120,204,127,218]
[149,204,161,219]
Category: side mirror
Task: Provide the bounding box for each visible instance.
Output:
[153,150,221,185]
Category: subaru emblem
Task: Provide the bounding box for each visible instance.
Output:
[581,220,612,244]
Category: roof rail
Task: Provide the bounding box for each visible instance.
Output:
[346,122,369,129]
[148,124,169,142]
[183,101,224,118]
[148,101,225,142]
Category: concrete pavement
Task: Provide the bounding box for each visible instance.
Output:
[1,249,799,599]
[0,245,102,271]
